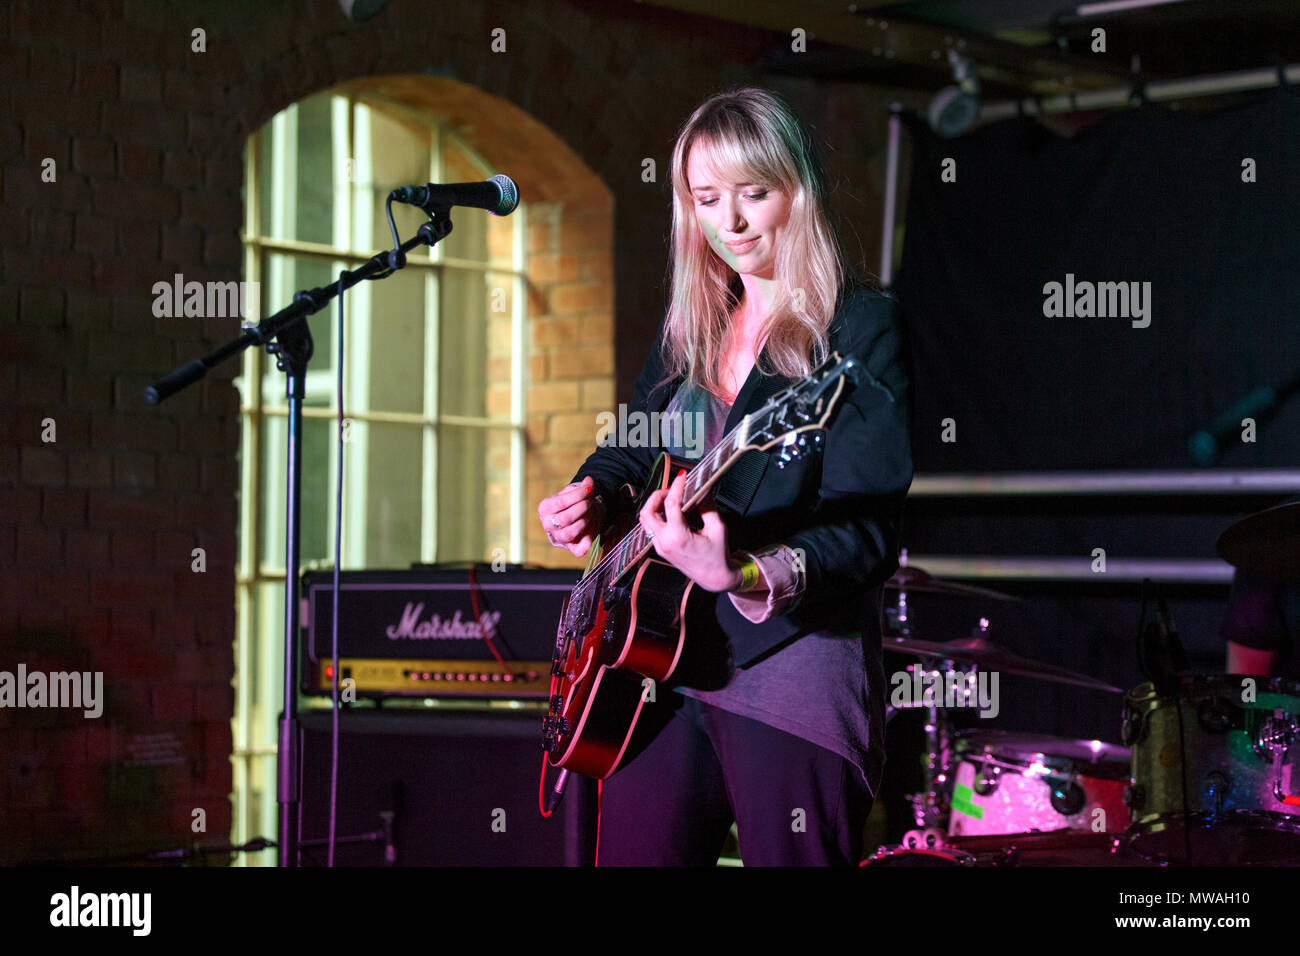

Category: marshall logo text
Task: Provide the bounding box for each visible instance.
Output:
[385,603,503,641]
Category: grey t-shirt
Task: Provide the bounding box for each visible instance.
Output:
[659,378,884,798]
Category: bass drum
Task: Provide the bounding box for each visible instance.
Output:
[1124,673,1300,865]
[947,731,1131,837]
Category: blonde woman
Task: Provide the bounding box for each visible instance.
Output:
[538,87,913,865]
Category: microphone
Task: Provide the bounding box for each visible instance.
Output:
[389,174,519,216]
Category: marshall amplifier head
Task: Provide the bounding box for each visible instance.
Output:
[300,565,580,699]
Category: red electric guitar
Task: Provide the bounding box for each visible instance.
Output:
[542,350,865,781]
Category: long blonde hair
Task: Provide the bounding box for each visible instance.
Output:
[659,87,857,398]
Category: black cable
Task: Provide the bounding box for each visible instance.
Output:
[325,199,420,865]
[328,269,346,867]
[386,194,402,251]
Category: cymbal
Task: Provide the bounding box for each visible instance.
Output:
[951,729,1131,766]
[1216,502,1300,578]
[885,566,1021,602]
[883,635,1125,694]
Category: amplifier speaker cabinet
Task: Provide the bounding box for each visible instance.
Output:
[297,708,597,866]
[300,565,580,699]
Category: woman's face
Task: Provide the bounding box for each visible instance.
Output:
[686,145,792,282]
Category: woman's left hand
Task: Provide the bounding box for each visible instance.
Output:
[639,469,742,593]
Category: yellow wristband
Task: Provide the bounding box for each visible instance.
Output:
[733,552,761,592]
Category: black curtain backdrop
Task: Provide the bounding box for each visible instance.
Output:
[875,88,1300,840]
[896,86,1300,473]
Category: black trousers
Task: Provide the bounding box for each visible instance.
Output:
[594,691,873,866]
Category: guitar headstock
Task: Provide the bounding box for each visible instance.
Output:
[740,350,863,468]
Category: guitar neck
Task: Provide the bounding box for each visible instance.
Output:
[586,350,854,592]
[604,413,755,584]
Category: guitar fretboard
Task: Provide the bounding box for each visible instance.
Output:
[600,412,750,587]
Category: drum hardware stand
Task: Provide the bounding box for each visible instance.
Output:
[1260,709,1300,807]
[913,668,953,829]
[884,549,953,828]
[912,618,994,827]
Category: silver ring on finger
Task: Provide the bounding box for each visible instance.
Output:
[551,515,559,529]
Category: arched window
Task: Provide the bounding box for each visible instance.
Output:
[233,87,527,864]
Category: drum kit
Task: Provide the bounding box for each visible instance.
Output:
[863,507,1300,867]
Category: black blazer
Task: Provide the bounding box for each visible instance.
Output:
[571,283,914,670]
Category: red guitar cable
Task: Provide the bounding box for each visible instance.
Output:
[466,565,515,678]
[537,664,602,865]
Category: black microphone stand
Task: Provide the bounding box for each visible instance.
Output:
[146,209,455,867]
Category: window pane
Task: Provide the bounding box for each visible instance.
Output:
[252,580,285,743]
[259,414,333,568]
[364,421,424,566]
[438,423,487,561]
[260,253,339,407]
[442,133,483,182]
[295,94,336,245]
[438,425,514,561]
[439,270,502,418]
[257,92,336,246]
[358,103,432,253]
[367,266,426,416]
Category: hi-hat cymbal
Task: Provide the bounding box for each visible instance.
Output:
[885,565,1021,602]
[883,635,1125,694]
[1216,502,1300,578]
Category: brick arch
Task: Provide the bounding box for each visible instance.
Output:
[208,6,739,572]
[223,3,666,193]
[240,62,618,568]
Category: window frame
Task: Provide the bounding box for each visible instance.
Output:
[231,89,528,865]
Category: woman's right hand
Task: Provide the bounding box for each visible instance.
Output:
[537,477,607,557]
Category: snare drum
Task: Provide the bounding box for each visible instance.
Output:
[947,731,1131,837]
[1123,674,1300,865]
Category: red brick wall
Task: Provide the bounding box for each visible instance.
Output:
[0,0,916,864]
